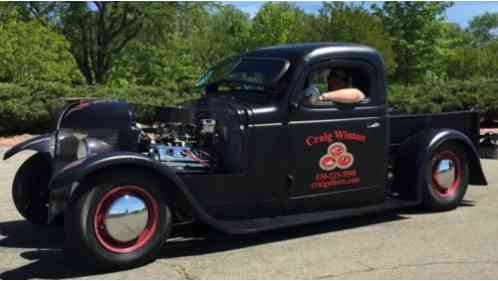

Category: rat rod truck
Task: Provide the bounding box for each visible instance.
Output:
[3,43,489,268]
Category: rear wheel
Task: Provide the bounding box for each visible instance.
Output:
[422,143,469,211]
[65,169,171,269]
[12,153,52,225]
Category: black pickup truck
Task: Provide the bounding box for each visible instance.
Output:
[3,43,489,268]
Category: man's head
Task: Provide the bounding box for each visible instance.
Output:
[327,69,347,91]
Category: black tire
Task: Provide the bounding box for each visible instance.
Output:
[422,142,469,211]
[12,153,52,225]
[65,169,171,269]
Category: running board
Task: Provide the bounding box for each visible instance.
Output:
[214,198,419,235]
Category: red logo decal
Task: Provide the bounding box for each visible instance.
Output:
[319,155,337,171]
[328,142,346,156]
[319,142,354,171]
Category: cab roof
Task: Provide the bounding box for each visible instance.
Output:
[244,43,382,65]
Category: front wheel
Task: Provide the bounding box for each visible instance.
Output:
[65,170,171,269]
[12,153,52,225]
[422,143,469,211]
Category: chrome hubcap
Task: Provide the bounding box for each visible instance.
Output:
[433,159,457,190]
[103,194,149,242]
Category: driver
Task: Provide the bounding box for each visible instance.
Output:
[305,68,366,104]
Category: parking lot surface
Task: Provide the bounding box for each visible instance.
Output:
[1,147,498,279]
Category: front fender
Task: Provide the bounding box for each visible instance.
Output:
[48,151,238,234]
[48,151,180,191]
[3,133,52,160]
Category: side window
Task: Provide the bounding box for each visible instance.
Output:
[301,65,372,106]
[308,70,329,93]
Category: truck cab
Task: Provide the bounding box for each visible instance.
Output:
[185,43,391,219]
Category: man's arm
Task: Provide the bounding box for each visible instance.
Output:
[319,88,366,104]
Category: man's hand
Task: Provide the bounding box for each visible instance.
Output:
[319,88,366,104]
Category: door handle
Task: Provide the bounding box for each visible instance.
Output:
[367,122,380,129]
[289,102,299,112]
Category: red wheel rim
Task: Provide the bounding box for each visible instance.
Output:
[431,150,461,198]
[93,186,159,253]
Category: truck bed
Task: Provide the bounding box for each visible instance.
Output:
[389,111,480,148]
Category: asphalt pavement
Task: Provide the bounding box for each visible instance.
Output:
[1,147,498,279]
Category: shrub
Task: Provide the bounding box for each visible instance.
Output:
[0,81,197,134]
[388,78,498,114]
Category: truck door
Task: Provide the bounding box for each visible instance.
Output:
[286,60,388,213]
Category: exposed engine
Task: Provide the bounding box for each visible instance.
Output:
[138,118,220,171]
[55,100,245,174]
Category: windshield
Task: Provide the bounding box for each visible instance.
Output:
[196,57,289,88]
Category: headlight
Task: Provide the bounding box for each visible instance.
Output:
[57,131,80,162]
[77,138,89,159]
[77,138,112,159]
[56,129,113,161]
[49,133,56,158]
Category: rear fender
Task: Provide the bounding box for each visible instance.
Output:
[392,129,487,201]
[48,151,231,233]
[3,134,52,160]
[427,129,487,186]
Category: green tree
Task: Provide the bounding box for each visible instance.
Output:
[0,17,82,83]
[251,2,311,47]
[60,2,148,84]
[0,3,20,24]
[468,12,498,44]
[436,22,472,79]
[316,2,396,75]
[201,5,253,62]
[373,2,452,84]
[108,36,200,91]
[443,13,498,80]
[16,2,150,85]
[107,3,212,89]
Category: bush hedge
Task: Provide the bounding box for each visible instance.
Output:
[1,79,497,134]
[0,81,197,134]
[388,79,498,114]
